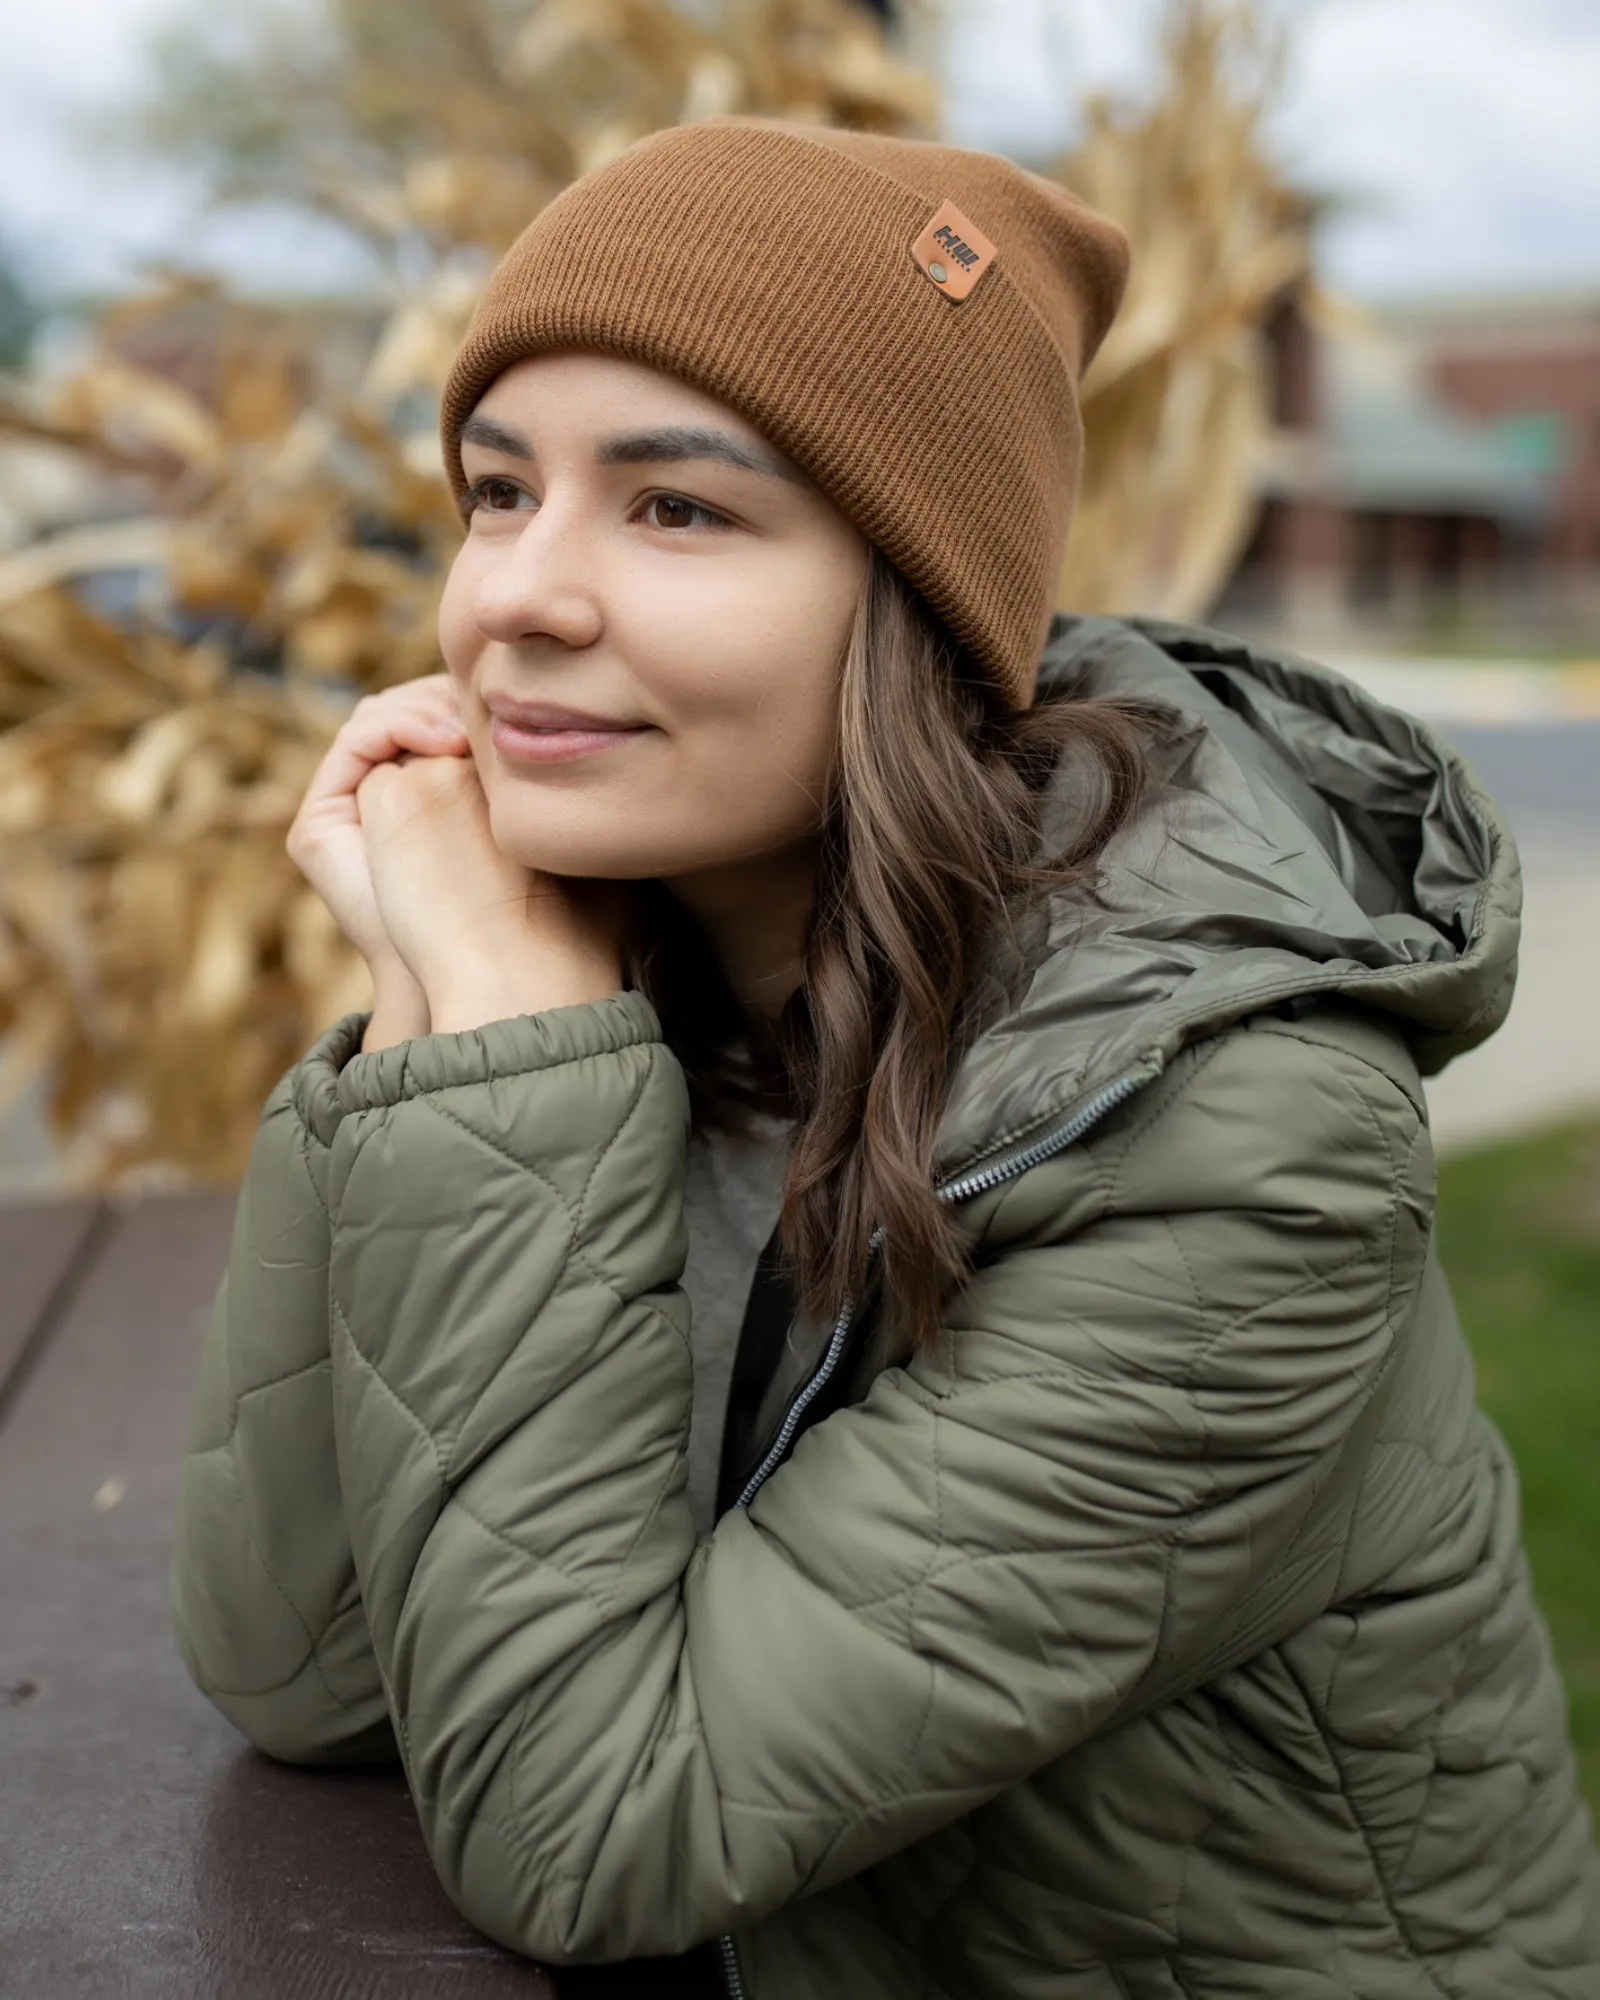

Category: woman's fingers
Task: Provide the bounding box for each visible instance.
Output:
[285,676,471,964]
[288,679,469,868]
[305,684,470,816]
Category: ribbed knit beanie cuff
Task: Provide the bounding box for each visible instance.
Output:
[439,115,1131,709]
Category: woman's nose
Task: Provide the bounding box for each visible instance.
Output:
[472,510,604,652]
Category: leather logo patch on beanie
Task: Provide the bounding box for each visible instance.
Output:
[910,200,997,302]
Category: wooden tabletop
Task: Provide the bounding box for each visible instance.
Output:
[0,1190,720,1998]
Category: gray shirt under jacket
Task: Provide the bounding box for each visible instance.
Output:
[679,1109,793,1533]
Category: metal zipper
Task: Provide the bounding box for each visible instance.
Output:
[929,1063,1157,1206]
[729,1221,886,1512]
[715,1931,749,1999]
[711,1060,1157,1995]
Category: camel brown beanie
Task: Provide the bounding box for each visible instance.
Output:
[439,115,1131,710]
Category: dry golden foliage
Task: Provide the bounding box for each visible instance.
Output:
[0,0,1307,1191]
[1062,0,1312,618]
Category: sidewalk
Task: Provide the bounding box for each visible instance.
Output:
[1424,835,1600,1157]
[1321,652,1600,726]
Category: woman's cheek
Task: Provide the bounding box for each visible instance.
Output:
[436,547,484,676]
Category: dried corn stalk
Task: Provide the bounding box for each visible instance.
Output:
[1059,0,1313,619]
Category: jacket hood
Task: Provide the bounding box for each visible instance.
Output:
[931,615,1522,1188]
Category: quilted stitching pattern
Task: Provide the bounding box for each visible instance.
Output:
[172,993,1600,1991]
[170,1014,396,1762]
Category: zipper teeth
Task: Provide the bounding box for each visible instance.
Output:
[715,1932,747,1999]
[933,1068,1154,1206]
[731,1222,886,1512]
[712,1062,1156,1995]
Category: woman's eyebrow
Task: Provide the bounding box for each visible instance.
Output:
[459,415,534,458]
[457,414,800,484]
[596,426,800,483]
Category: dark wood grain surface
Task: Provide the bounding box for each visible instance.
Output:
[0,1195,108,1426]
[0,1190,589,1996]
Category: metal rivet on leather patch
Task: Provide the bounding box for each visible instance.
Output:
[910,199,997,303]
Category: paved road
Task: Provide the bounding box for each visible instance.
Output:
[1422,722,1599,1155]
[1443,723,1598,843]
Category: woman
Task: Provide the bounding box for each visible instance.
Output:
[169,116,1600,1997]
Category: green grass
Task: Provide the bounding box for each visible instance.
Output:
[1437,1117,1600,1813]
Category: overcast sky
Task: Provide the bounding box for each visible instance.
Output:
[2,0,1597,306]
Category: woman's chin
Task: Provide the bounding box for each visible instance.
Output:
[486,811,654,882]
[485,792,765,883]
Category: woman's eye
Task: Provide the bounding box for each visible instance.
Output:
[643,493,726,532]
[466,476,532,516]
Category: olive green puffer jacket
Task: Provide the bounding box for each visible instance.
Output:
[171,617,1600,1998]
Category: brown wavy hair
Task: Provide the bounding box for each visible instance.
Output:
[625,547,1159,1360]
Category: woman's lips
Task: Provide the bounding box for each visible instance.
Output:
[489,716,648,764]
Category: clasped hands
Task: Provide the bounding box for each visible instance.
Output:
[286,673,629,1041]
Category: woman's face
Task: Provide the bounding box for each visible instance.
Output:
[438,351,869,882]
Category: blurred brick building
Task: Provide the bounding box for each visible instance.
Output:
[1216,287,1597,650]
[1393,292,1600,576]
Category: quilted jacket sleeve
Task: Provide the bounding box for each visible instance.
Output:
[169,1009,398,1765]
[313,989,1433,1966]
